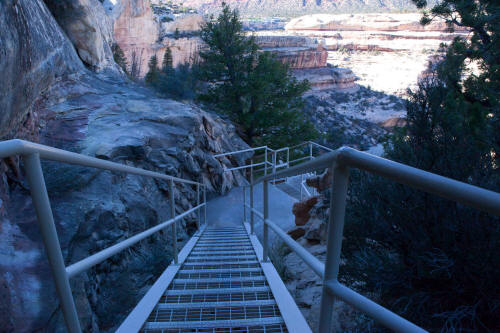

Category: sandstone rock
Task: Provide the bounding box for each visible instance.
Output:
[44,0,117,71]
[285,13,466,33]
[292,196,318,226]
[257,36,327,70]
[0,0,83,139]
[0,71,249,331]
[179,0,428,17]
[380,117,407,129]
[305,168,332,193]
[294,67,358,91]
[304,217,328,244]
[287,226,306,240]
[113,0,203,77]
[161,14,204,34]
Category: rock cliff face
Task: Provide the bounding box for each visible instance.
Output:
[177,0,435,17]
[0,1,249,331]
[282,13,466,96]
[43,0,117,71]
[0,71,249,332]
[0,0,84,140]
[256,35,357,91]
[112,0,203,77]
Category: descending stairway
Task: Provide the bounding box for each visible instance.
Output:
[142,226,289,332]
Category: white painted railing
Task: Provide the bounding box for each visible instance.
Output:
[241,145,500,333]
[0,139,207,333]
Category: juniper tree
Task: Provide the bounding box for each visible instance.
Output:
[145,55,160,86]
[343,1,500,331]
[112,43,128,74]
[162,48,173,74]
[197,3,317,147]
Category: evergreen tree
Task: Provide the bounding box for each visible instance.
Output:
[145,55,160,86]
[343,1,500,331]
[112,43,128,74]
[197,3,317,147]
[162,48,173,74]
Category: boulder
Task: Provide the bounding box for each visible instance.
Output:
[288,226,306,240]
[292,196,318,226]
[43,0,117,71]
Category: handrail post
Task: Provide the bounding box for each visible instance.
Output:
[286,148,290,168]
[169,179,178,264]
[300,173,304,200]
[243,186,247,223]
[264,148,268,176]
[196,183,200,231]
[203,186,207,226]
[250,171,254,234]
[309,142,313,161]
[272,150,277,174]
[23,153,82,333]
[318,163,350,333]
[262,179,269,262]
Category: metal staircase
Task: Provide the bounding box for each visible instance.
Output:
[3,139,499,333]
[142,226,289,332]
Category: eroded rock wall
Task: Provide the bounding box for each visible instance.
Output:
[113,0,203,77]
[0,71,250,332]
[0,0,83,140]
[256,35,358,91]
[43,0,117,71]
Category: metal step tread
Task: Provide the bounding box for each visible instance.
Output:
[143,316,284,329]
[139,227,295,333]
[173,276,266,284]
[181,260,259,266]
[165,286,271,295]
[189,250,255,255]
[178,268,261,274]
[156,299,276,309]
[186,255,257,261]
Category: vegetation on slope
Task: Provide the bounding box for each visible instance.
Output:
[342,1,500,331]
[145,3,318,148]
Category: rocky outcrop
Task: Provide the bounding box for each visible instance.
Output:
[178,0,432,17]
[294,67,358,91]
[256,35,357,91]
[43,0,117,71]
[285,13,467,55]
[281,170,368,330]
[0,71,249,332]
[285,13,466,32]
[0,0,83,140]
[292,196,318,226]
[112,0,203,77]
[0,1,249,331]
[257,36,327,70]
[113,0,160,77]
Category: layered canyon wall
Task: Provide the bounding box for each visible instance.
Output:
[112,0,203,77]
[256,35,358,91]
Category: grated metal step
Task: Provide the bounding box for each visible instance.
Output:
[142,226,288,332]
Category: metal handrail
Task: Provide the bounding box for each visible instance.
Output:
[0,139,208,333]
[242,145,500,333]
[215,141,331,177]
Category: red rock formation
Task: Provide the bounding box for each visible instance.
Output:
[294,67,358,91]
[292,196,319,226]
[272,45,328,69]
[113,2,203,77]
[113,0,160,77]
